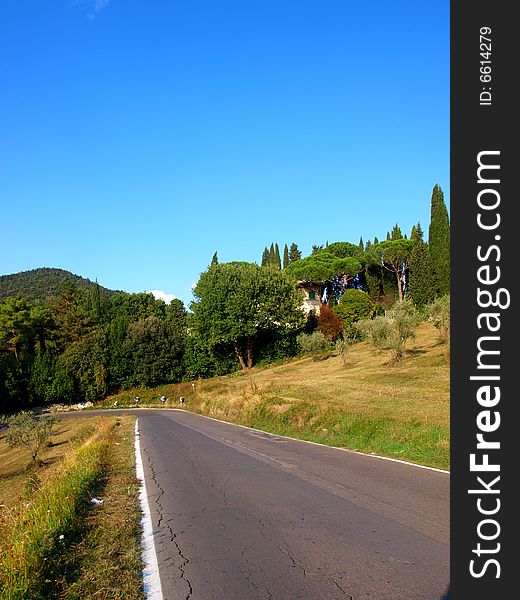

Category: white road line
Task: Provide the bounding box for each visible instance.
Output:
[170,408,450,475]
[134,419,164,600]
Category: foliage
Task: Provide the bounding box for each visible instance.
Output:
[2,411,56,464]
[191,262,305,370]
[296,331,331,360]
[316,306,344,342]
[334,289,376,327]
[427,295,450,342]
[0,268,117,303]
[288,242,302,263]
[428,184,450,295]
[408,224,437,307]
[0,421,114,599]
[285,248,362,306]
[368,239,415,302]
[358,300,420,361]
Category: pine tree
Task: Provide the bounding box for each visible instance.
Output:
[211,252,219,266]
[283,244,289,269]
[428,184,450,295]
[288,242,302,263]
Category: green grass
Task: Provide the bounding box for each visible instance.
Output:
[0,416,144,600]
[102,322,450,470]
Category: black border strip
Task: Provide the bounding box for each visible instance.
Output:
[451,2,515,598]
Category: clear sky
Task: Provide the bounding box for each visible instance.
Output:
[0,0,449,306]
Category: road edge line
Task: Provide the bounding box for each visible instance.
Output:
[170,408,450,475]
[134,418,164,600]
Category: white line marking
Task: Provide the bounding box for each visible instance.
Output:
[134,418,164,600]
[169,409,450,474]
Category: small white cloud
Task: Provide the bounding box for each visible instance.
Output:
[148,290,177,304]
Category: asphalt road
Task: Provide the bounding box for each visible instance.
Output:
[58,408,450,599]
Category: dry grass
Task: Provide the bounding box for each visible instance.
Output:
[103,322,450,469]
[0,416,144,600]
[0,418,97,512]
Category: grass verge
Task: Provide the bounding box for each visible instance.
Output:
[0,416,144,600]
[100,323,450,470]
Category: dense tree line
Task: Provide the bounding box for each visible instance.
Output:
[1,185,449,411]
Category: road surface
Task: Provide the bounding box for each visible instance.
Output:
[128,409,449,600]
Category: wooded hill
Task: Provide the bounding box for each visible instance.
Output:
[0,268,118,302]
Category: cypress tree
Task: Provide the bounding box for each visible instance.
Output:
[288,242,302,263]
[269,243,275,267]
[391,224,403,240]
[274,243,282,270]
[211,252,219,266]
[261,247,270,267]
[283,244,290,269]
[358,237,364,251]
[408,222,436,306]
[428,184,450,295]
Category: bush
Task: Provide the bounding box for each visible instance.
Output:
[297,331,331,360]
[316,306,344,342]
[334,289,376,327]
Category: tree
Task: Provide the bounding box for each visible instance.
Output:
[283,244,290,269]
[360,299,420,361]
[285,244,362,306]
[408,223,436,307]
[428,184,450,295]
[0,298,34,359]
[427,295,450,342]
[2,411,56,465]
[274,243,281,270]
[191,262,304,370]
[334,289,376,328]
[370,239,415,302]
[211,252,219,266]
[391,224,403,240]
[261,247,270,267]
[288,243,302,263]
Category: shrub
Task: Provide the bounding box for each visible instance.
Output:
[297,331,331,360]
[334,289,376,327]
[316,306,344,342]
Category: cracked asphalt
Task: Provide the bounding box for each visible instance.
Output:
[135,409,450,600]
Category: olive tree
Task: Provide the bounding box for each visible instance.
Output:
[2,411,56,465]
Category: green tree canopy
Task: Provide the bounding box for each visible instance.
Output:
[369,239,415,302]
[428,184,450,295]
[191,262,304,370]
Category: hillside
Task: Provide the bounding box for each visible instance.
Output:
[101,322,450,470]
[0,268,118,302]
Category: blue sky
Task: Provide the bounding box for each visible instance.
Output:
[0,0,449,306]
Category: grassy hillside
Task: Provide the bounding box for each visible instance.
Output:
[0,268,117,302]
[101,322,450,470]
